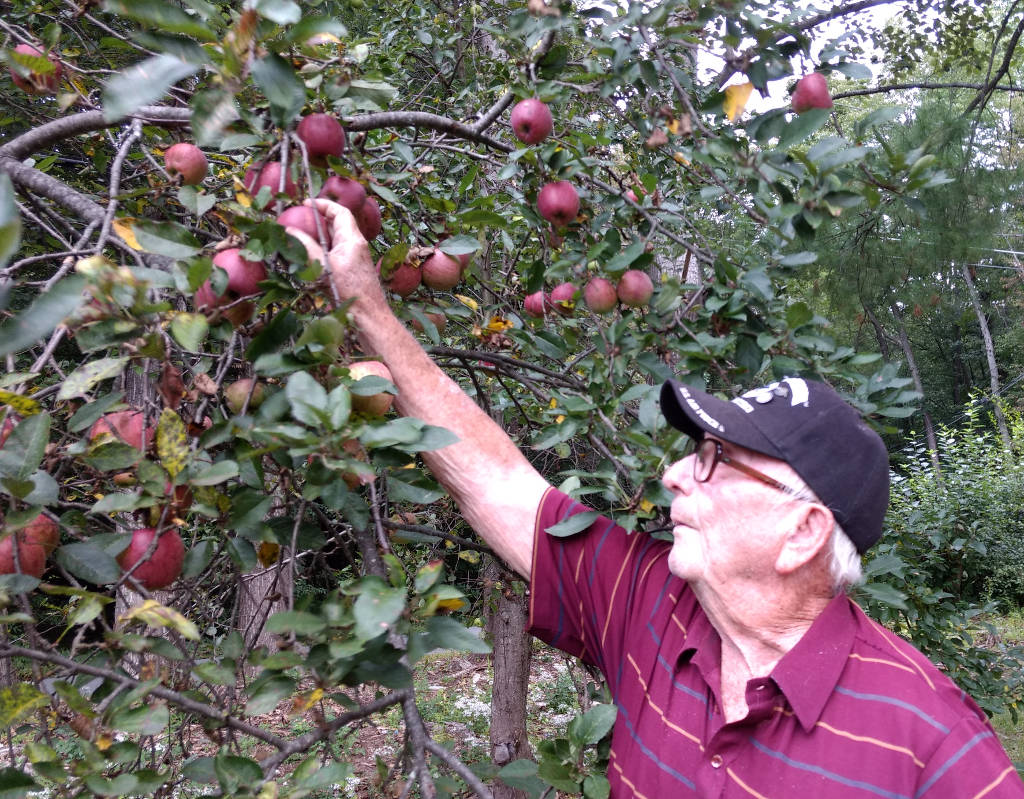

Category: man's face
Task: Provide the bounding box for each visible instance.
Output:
[660,437,802,595]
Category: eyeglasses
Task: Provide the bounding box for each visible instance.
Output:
[693,439,805,498]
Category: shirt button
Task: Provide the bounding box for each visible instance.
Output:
[710,754,723,769]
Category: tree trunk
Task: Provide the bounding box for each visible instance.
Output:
[862,303,891,361]
[890,302,941,478]
[960,263,1012,449]
[484,558,533,799]
[237,558,293,655]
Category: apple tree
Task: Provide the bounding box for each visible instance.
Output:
[0,0,982,797]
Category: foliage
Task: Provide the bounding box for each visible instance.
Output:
[858,401,1024,718]
[0,0,1019,796]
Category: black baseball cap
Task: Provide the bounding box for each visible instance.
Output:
[660,377,889,553]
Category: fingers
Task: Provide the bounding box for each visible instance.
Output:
[307,198,366,247]
[284,226,325,265]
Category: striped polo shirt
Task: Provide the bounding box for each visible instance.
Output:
[527,488,1024,798]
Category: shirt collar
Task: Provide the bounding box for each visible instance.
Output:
[771,593,858,731]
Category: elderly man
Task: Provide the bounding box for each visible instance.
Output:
[290,200,1024,798]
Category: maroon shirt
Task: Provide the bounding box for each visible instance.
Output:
[528,488,1024,798]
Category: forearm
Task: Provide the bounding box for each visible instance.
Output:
[348,298,547,578]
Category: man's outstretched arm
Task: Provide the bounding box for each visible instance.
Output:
[290,199,549,579]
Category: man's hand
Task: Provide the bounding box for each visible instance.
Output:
[285,198,387,318]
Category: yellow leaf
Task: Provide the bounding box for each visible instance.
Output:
[435,597,467,612]
[95,734,114,751]
[112,218,142,250]
[666,118,681,135]
[0,683,49,728]
[258,541,281,567]
[672,151,691,166]
[289,688,324,716]
[555,415,565,424]
[724,81,754,122]
[156,408,189,479]
[548,398,558,409]
[0,390,42,417]
[119,599,200,640]
[639,499,654,513]
[458,550,480,564]
[455,294,478,312]
[486,315,512,333]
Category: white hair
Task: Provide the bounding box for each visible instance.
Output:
[772,471,864,594]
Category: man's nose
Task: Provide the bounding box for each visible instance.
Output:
[662,454,695,495]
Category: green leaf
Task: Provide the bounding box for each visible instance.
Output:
[103,0,218,40]
[0,412,49,480]
[424,616,490,654]
[191,460,239,486]
[251,53,304,126]
[55,542,122,585]
[0,276,85,360]
[91,490,144,514]
[83,774,140,796]
[102,54,199,122]
[354,577,406,640]
[245,674,295,716]
[57,357,129,400]
[545,511,601,538]
[108,702,169,736]
[170,313,209,351]
[286,372,328,426]
[438,235,480,256]
[193,662,237,686]
[567,703,617,746]
[498,759,546,797]
[293,761,352,790]
[0,768,39,798]
[778,251,817,267]
[251,0,301,24]
[0,684,48,728]
[264,610,326,636]
[214,754,262,793]
[130,219,202,258]
[785,302,813,328]
[157,408,189,479]
[583,774,611,799]
[191,88,240,147]
[776,109,828,150]
[858,582,908,610]
[0,175,22,269]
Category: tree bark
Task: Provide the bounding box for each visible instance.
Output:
[960,263,1012,449]
[484,558,533,799]
[890,302,941,478]
[862,303,891,361]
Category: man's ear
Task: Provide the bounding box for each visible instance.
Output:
[775,502,833,575]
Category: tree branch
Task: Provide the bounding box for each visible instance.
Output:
[346,111,512,153]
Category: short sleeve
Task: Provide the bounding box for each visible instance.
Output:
[527,488,675,688]
[916,715,1024,798]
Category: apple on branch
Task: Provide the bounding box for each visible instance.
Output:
[348,360,396,416]
[617,270,654,308]
[117,527,185,591]
[8,44,62,95]
[510,98,553,145]
[791,72,833,114]
[164,143,208,186]
[296,112,346,166]
[537,181,580,228]
[194,248,267,326]
[244,161,299,201]
[583,277,617,313]
[421,250,462,291]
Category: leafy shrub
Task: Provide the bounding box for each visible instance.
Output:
[857,401,1024,718]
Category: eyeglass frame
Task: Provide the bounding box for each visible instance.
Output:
[693,438,807,498]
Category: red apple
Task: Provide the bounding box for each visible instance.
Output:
[89,410,153,451]
[164,143,208,186]
[625,188,640,204]
[224,378,266,415]
[195,249,267,324]
[277,205,325,239]
[537,181,579,227]
[0,415,17,448]
[583,277,617,313]
[421,250,462,291]
[23,514,59,555]
[523,290,549,318]
[550,282,577,315]
[296,112,346,165]
[791,72,833,114]
[117,527,185,590]
[318,176,367,213]
[510,98,553,145]
[617,270,654,308]
[8,44,62,95]
[356,196,382,240]
[380,257,421,298]
[348,360,395,416]
[243,161,299,200]
[0,528,46,578]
